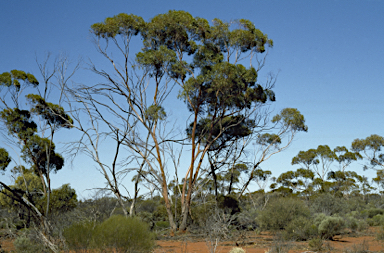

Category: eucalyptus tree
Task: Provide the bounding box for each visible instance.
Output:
[373,170,384,196]
[270,168,315,198]
[237,107,308,198]
[292,145,337,184]
[352,134,384,170]
[334,146,362,172]
[68,13,177,225]
[0,67,75,252]
[81,10,308,232]
[137,11,279,231]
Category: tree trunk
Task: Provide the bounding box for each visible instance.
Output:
[161,183,177,234]
[209,160,219,201]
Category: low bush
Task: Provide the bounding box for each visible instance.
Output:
[376,226,384,241]
[360,208,384,218]
[155,220,169,230]
[229,247,246,253]
[308,238,323,251]
[13,234,49,253]
[283,216,318,241]
[345,217,368,232]
[92,215,155,252]
[317,216,344,239]
[62,220,96,250]
[236,209,258,231]
[63,215,155,252]
[257,197,310,230]
[310,193,347,216]
[366,214,384,226]
[265,235,292,253]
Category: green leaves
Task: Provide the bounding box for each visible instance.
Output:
[272,108,308,132]
[143,10,199,54]
[352,134,384,169]
[186,115,255,150]
[22,135,64,176]
[145,105,166,121]
[334,145,362,168]
[257,133,281,146]
[136,45,177,79]
[352,134,384,152]
[1,108,37,139]
[0,70,38,92]
[0,148,11,171]
[91,13,145,38]
[26,94,73,128]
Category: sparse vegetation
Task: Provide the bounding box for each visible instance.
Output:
[0,7,384,253]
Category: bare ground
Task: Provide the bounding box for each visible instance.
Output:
[1,228,384,252]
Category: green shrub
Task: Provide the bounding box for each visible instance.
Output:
[357,220,369,231]
[63,220,96,250]
[283,216,318,241]
[257,197,310,230]
[191,200,216,227]
[345,216,368,232]
[63,215,154,252]
[13,235,49,253]
[310,193,347,216]
[366,214,384,226]
[317,216,344,239]
[236,208,258,230]
[376,226,384,241]
[153,205,168,221]
[360,208,384,219]
[308,238,323,251]
[137,211,154,223]
[155,221,169,230]
[92,215,155,252]
[137,199,158,213]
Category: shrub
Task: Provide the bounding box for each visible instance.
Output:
[345,216,368,232]
[310,193,347,216]
[229,247,246,253]
[236,208,258,230]
[317,216,344,239]
[366,214,384,226]
[137,211,154,224]
[63,220,96,250]
[308,238,323,251]
[360,208,384,219]
[376,226,384,241]
[137,199,158,213]
[13,234,49,253]
[92,215,155,252]
[283,216,318,241]
[265,235,292,253]
[155,220,169,230]
[63,215,154,252]
[191,200,216,227]
[153,205,169,221]
[257,197,310,230]
[218,195,240,215]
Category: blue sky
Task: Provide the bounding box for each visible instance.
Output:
[1,0,384,198]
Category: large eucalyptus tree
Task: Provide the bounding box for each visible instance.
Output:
[82,10,307,232]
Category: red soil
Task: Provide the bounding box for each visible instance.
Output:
[1,228,383,252]
[154,229,384,253]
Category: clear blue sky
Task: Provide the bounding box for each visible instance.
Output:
[1,0,384,198]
